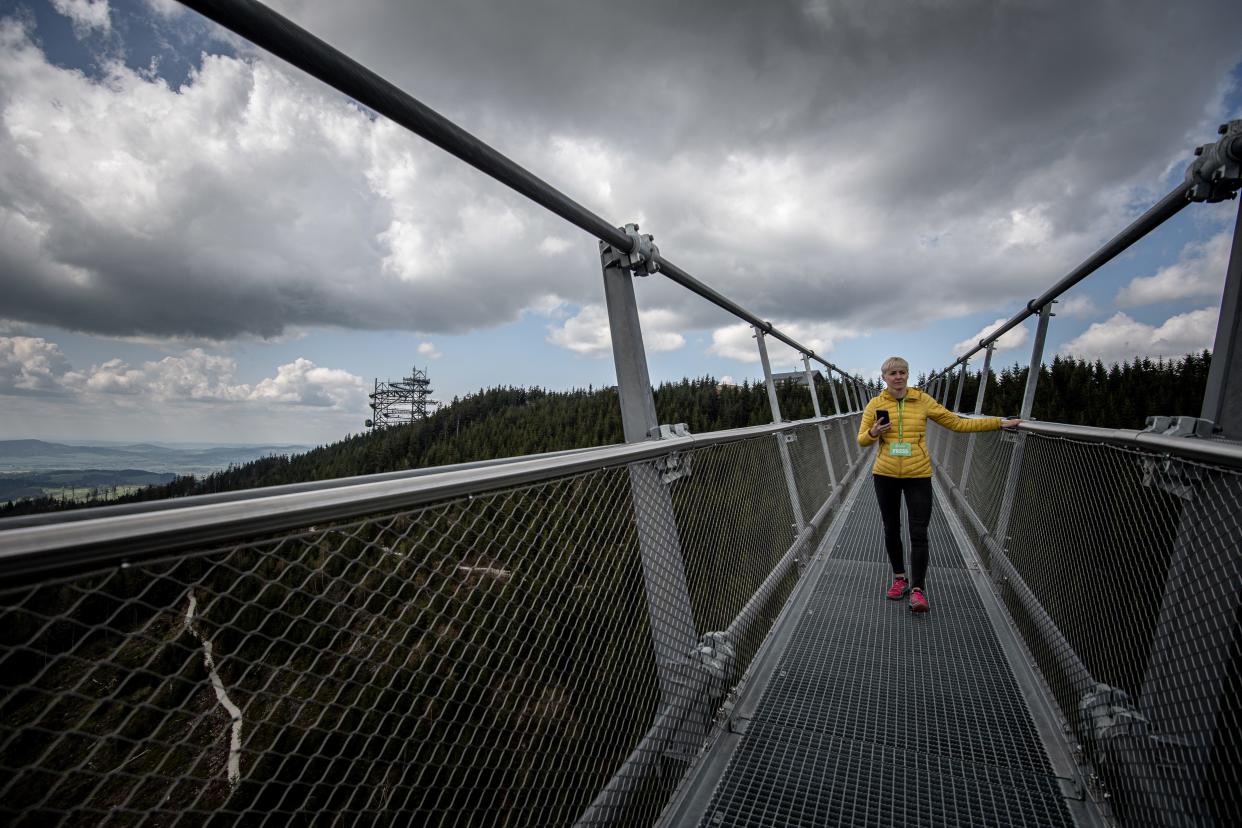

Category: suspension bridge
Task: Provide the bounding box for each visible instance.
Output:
[2,1,1240,825]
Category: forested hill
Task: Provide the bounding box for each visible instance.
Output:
[0,353,1212,517]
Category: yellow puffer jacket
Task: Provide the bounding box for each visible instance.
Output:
[857,388,1001,478]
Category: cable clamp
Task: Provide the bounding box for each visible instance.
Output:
[1185,119,1242,203]
[693,631,737,702]
[1139,416,1212,499]
[621,222,660,275]
[650,422,692,483]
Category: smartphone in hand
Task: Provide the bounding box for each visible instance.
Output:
[875,410,890,426]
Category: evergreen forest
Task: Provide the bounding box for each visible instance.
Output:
[0,351,1212,518]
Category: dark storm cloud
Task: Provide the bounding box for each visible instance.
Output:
[1,0,1240,342]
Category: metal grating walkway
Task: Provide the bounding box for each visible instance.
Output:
[678,477,1082,827]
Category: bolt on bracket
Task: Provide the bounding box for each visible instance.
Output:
[1185,119,1242,203]
[615,222,660,275]
[693,631,737,702]
[649,422,693,483]
[1139,416,1213,500]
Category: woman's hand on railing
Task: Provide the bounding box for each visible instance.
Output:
[1000,418,1021,429]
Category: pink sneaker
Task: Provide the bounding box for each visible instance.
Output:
[909,589,930,613]
[886,576,910,600]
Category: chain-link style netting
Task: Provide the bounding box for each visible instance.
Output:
[930,427,1242,826]
[0,419,864,826]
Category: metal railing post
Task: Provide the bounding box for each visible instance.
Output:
[958,344,994,496]
[803,357,837,490]
[599,239,701,754]
[994,303,1052,556]
[1200,196,1242,440]
[953,360,968,412]
[1135,197,1242,820]
[756,328,806,533]
[828,372,856,461]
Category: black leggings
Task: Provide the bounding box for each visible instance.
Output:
[872,475,933,590]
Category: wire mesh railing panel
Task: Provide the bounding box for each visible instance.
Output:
[823,420,850,484]
[962,431,1014,543]
[1002,437,1183,712]
[671,436,798,678]
[999,436,1241,825]
[942,422,969,488]
[935,425,1242,827]
[785,424,834,526]
[0,468,667,827]
[0,425,870,827]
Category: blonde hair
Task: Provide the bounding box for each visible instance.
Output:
[880,356,909,375]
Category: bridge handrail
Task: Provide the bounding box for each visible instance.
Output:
[1016,420,1242,468]
[928,182,1193,380]
[0,415,847,582]
[928,417,1241,825]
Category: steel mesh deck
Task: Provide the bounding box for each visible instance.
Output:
[696,484,1076,827]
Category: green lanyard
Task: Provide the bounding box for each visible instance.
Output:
[896,397,905,439]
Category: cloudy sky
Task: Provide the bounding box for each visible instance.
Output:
[2,0,1241,445]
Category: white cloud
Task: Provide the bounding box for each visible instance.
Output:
[546,304,610,356]
[951,318,1030,358]
[143,0,183,17]
[718,375,736,386]
[546,304,686,357]
[1057,295,1097,318]
[708,321,855,365]
[0,23,594,340]
[418,341,443,360]
[538,236,572,255]
[50,0,110,36]
[1116,231,1231,307]
[523,294,570,318]
[249,358,365,408]
[0,336,72,394]
[4,334,366,411]
[1058,307,1218,365]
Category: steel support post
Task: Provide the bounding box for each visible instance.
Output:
[803,356,837,490]
[600,241,701,755]
[959,344,994,497]
[994,303,1052,559]
[953,361,968,412]
[1133,469,1242,823]
[827,373,843,415]
[1133,200,1242,822]
[828,373,855,461]
[756,328,806,533]
[1200,197,1242,440]
[927,378,941,458]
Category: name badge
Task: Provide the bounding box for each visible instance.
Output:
[889,442,912,457]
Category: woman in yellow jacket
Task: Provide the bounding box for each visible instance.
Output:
[858,357,1020,613]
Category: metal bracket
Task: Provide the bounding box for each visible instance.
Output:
[650,422,692,483]
[602,222,660,275]
[782,432,798,444]
[1139,416,1212,499]
[693,630,737,702]
[1185,119,1242,203]
[1080,683,1150,748]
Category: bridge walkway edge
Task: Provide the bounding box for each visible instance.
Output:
[660,470,1110,827]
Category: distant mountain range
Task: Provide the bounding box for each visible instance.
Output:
[0,439,311,475]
